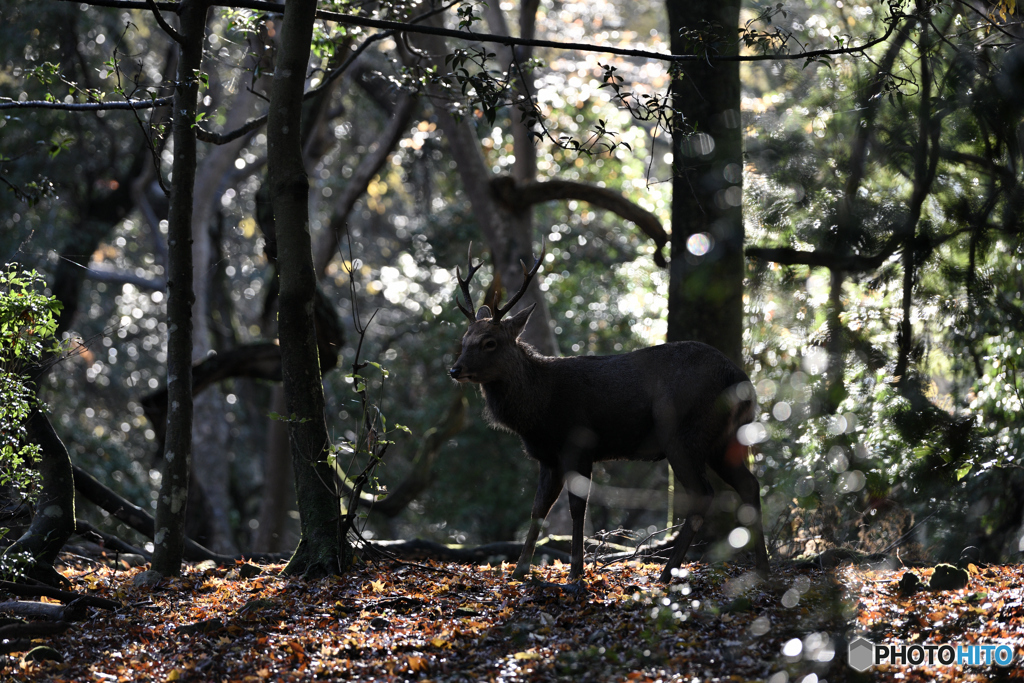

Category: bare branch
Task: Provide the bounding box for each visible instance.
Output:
[0,97,172,111]
[60,0,908,65]
[196,17,393,145]
[146,0,184,44]
[315,92,418,278]
[86,264,167,291]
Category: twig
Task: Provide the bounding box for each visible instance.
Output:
[146,0,184,44]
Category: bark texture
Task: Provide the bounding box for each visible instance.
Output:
[666,0,745,366]
[252,384,295,552]
[151,0,208,576]
[267,0,349,578]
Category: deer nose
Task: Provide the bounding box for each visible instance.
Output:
[449,365,462,379]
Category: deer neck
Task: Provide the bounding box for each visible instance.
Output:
[479,343,549,435]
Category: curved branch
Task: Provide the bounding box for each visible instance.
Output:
[196,114,268,145]
[490,176,669,267]
[146,0,184,44]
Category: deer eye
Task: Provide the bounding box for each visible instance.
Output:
[482,339,498,351]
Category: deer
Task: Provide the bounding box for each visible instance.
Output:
[448,244,770,583]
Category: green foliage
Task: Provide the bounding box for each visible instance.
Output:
[742,0,1024,560]
[0,265,62,530]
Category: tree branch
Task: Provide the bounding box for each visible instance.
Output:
[85,264,166,291]
[60,0,907,65]
[0,97,172,111]
[146,0,184,44]
[0,580,118,610]
[490,176,669,267]
[745,234,904,272]
[334,392,466,516]
[72,464,285,564]
[314,92,418,278]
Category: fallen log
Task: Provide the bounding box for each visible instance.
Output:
[367,538,572,564]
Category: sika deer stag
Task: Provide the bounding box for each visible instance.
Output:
[448,245,769,582]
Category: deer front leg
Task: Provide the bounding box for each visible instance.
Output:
[512,465,563,580]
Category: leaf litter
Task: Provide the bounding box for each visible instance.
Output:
[5,557,1024,681]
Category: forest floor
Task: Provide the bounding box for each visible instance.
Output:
[5,554,1024,682]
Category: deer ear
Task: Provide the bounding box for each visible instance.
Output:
[504,303,536,338]
[475,305,492,321]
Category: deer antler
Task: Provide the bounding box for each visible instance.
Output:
[455,243,483,321]
[492,239,545,322]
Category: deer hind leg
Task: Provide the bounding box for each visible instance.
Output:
[710,455,770,575]
[513,464,563,580]
[565,469,593,581]
[660,447,714,583]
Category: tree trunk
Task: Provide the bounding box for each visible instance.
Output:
[188,83,260,556]
[151,0,208,576]
[6,412,75,586]
[253,384,296,553]
[666,0,745,366]
[267,0,349,578]
[412,15,556,354]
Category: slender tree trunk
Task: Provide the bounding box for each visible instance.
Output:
[151,0,208,576]
[825,269,847,413]
[189,85,258,556]
[253,384,295,552]
[666,0,744,365]
[894,13,933,386]
[483,0,556,355]
[267,0,349,578]
[7,412,75,586]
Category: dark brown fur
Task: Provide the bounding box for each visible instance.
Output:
[450,303,770,582]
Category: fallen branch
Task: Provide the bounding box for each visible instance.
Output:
[73,518,151,560]
[367,538,571,564]
[0,600,86,622]
[72,465,288,565]
[0,620,71,641]
[0,580,118,610]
